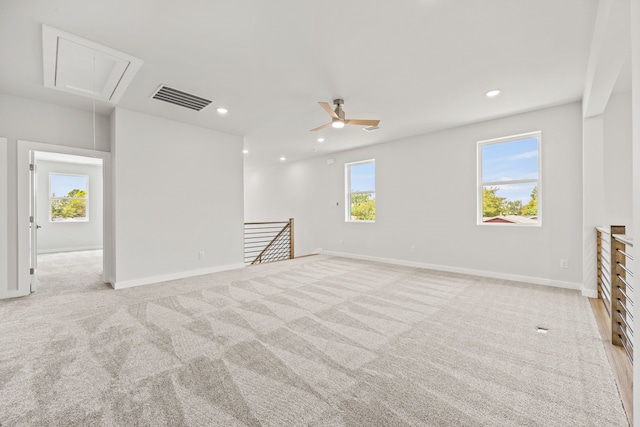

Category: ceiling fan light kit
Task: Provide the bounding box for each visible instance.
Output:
[311,98,380,131]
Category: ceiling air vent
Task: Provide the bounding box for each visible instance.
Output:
[151,85,213,111]
[363,125,380,132]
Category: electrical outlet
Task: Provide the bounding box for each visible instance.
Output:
[339,239,344,246]
[560,259,568,269]
[199,251,205,259]
[410,245,416,253]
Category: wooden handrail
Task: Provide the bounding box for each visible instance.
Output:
[594,225,634,422]
[289,218,294,260]
[595,226,636,351]
[610,226,627,347]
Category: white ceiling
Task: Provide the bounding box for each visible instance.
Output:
[0,1,605,170]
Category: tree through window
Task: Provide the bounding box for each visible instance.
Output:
[50,173,89,222]
[346,160,375,222]
[478,132,540,225]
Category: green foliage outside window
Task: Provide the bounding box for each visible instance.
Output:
[521,186,538,216]
[350,193,375,221]
[51,189,87,221]
[483,186,537,218]
[483,187,505,218]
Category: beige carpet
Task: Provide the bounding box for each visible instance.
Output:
[0,251,629,426]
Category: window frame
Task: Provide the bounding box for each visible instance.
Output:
[49,173,90,223]
[477,131,541,227]
[345,159,376,223]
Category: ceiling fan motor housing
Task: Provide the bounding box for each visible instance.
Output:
[333,99,345,120]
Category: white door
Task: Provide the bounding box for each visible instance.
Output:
[29,152,38,292]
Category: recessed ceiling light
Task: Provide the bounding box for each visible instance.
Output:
[216,107,228,114]
[486,89,501,98]
[280,156,286,161]
[242,149,249,154]
[317,137,325,143]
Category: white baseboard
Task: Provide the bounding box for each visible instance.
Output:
[0,288,30,300]
[38,246,102,254]
[320,250,584,292]
[581,289,598,298]
[113,262,246,290]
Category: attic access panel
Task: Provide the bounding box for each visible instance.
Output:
[42,25,143,104]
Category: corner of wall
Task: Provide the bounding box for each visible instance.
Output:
[628,1,640,425]
[0,137,8,298]
[105,108,117,285]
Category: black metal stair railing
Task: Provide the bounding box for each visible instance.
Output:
[244,218,294,265]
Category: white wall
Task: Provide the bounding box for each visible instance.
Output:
[35,160,103,253]
[244,157,329,258]
[582,115,605,297]
[0,94,110,298]
[0,138,7,296]
[246,102,584,290]
[603,91,633,230]
[111,108,244,288]
[629,0,640,424]
[0,94,110,151]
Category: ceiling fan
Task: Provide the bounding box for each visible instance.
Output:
[311,98,380,131]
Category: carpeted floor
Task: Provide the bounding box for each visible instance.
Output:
[0,251,629,426]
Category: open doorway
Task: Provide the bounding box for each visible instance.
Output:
[17,140,112,297]
[31,151,106,295]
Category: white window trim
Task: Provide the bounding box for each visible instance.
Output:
[477,131,541,227]
[345,159,375,223]
[49,172,90,222]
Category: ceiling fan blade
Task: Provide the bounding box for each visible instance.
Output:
[318,102,339,119]
[310,122,333,132]
[344,119,380,127]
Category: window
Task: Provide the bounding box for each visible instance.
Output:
[478,132,540,225]
[346,159,375,222]
[50,173,89,222]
